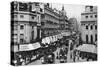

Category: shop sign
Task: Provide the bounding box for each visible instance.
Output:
[19,42,41,51]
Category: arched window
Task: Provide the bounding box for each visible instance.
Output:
[86,35,88,43]
[31,31,34,41]
[95,25,97,30]
[95,34,97,41]
[86,25,88,29]
[95,15,97,18]
[91,25,93,30]
[91,35,93,43]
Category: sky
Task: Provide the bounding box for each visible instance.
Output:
[50,3,85,22]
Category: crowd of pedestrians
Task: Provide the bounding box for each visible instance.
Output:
[12,35,78,65]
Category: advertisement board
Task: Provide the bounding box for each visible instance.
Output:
[19,42,41,51]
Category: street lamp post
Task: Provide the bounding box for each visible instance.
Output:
[67,40,72,62]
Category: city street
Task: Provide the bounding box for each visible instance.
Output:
[28,43,95,65]
[28,42,74,65]
[11,1,97,66]
[28,47,61,65]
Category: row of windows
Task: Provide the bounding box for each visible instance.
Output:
[12,33,24,43]
[85,15,97,19]
[12,34,24,37]
[20,25,36,30]
[12,14,36,20]
[12,24,24,30]
[86,34,97,43]
[12,33,35,44]
[12,34,17,37]
[12,14,24,18]
[86,25,97,30]
[13,24,36,30]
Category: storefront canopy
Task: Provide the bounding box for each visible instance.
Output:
[41,32,71,44]
[75,44,97,54]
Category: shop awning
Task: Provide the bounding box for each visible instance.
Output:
[41,32,71,44]
[75,44,97,54]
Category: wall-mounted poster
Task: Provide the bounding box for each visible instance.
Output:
[11,1,97,66]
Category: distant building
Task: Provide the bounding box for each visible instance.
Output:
[69,18,79,32]
[81,6,97,44]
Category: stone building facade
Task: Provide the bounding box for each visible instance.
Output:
[11,2,43,45]
[41,4,69,38]
[81,6,97,44]
[11,2,69,46]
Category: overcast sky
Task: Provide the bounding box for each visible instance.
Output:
[50,3,85,22]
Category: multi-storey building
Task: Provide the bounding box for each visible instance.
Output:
[81,6,97,44]
[11,2,74,65]
[41,4,69,37]
[11,2,70,53]
[11,2,44,46]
